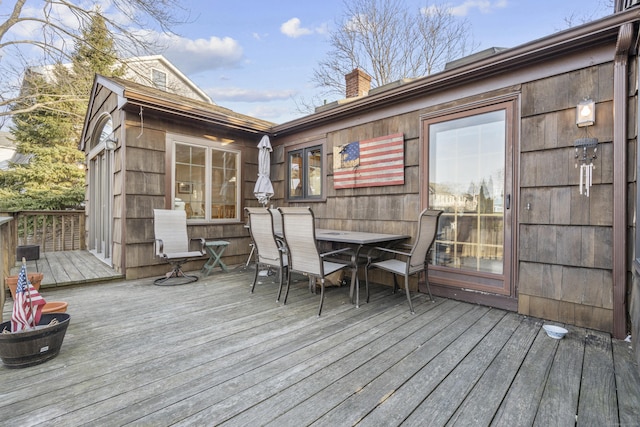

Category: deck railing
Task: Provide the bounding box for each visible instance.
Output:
[1,210,86,253]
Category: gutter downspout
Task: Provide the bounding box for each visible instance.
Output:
[613,22,634,339]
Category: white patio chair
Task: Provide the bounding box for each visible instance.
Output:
[245,207,288,301]
[153,209,205,285]
[278,207,355,316]
[365,209,443,313]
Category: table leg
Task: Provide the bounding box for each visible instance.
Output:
[202,242,229,276]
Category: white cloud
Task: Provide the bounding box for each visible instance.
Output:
[280,18,314,38]
[206,87,297,103]
[447,0,508,16]
[252,32,269,41]
[156,33,245,74]
[246,104,300,122]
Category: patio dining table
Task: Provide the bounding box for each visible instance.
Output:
[315,229,409,307]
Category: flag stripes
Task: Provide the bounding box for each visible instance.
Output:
[334,133,404,189]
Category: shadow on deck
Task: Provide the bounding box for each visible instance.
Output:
[10,250,124,288]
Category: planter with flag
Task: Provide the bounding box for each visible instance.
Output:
[11,263,46,333]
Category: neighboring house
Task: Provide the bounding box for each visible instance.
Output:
[121,55,213,104]
[0,132,15,169]
[80,6,640,371]
[0,131,31,170]
[27,54,212,104]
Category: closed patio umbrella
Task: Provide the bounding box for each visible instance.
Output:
[254,135,274,206]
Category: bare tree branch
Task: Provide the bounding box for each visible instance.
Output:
[310,0,477,101]
[0,0,188,120]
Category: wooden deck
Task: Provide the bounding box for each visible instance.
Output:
[10,250,124,287]
[1,268,639,426]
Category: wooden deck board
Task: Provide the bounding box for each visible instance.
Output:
[331,307,505,427]
[577,331,619,426]
[8,250,123,288]
[533,326,585,426]
[399,312,522,427]
[445,316,541,425]
[612,339,640,426]
[1,258,639,426]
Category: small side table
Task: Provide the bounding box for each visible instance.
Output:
[201,240,230,276]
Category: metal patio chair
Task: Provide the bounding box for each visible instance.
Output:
[365,209,443,313]
[245,207,288,301]
[153,209,205,285]
[278,207,355,316]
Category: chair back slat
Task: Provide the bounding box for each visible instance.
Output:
[408,209,443,273]
[268,208,283,237]
[279,207,322,276]
[154,209,189,254]
[246,207,281,264]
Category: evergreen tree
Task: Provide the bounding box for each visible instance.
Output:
[0,12,123,211]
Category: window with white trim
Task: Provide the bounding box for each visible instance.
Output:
[170,135,241,222]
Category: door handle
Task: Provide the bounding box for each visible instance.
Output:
[506,194,510,210]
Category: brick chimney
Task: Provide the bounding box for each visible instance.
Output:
[345,68,371,98]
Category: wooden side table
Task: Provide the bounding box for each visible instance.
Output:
[201,240,230,276]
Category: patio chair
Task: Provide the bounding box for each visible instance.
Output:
[245,207,288,301]
[278,207,355,316]
[365,209,443,314]
[153,209,205,285]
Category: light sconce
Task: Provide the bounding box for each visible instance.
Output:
[576,99,595,127]
[105,135,117,151]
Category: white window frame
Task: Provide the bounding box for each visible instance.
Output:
[168,133,241,223]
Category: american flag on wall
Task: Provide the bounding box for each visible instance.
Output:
[333,133,404,189]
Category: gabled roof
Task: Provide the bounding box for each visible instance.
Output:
[80,75,274,149]
[122,55,213,104]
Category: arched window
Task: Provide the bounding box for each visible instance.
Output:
[91,113,113,150]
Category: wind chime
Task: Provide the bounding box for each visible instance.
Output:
[574,99,598,197]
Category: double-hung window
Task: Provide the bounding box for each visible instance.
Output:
[170,134,241,221]
[286,142,324,200]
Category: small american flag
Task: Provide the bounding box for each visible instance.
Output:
[334,133,404,189]
[11,265,46,332]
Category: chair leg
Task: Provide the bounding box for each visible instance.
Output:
[276,266,285,302]
[153,262,198,286]
[392,274,399,294]
[364,266,370,304]
[352,267,360,308]
[404,275,415,314]
[424,269,434,302]
[318,278,325,316]
[282,266,291,305]
[250,262,260,293]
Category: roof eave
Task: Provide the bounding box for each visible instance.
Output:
[120,89,273,135]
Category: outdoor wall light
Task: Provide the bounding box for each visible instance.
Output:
[105,136,117,151]
[574,99,598,196]
[576,99,595,127]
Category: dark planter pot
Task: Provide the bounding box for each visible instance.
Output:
[0,313,70,369]
[16,245,40,261]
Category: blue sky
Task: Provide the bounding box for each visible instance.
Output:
[0,0,613,126]
[159,0,611,124]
